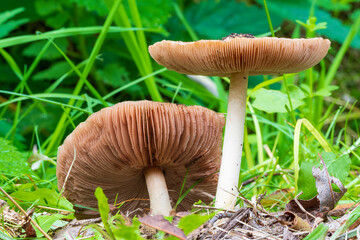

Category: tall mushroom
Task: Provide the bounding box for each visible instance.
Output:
[148,34,331,210]
[57,100,224,218]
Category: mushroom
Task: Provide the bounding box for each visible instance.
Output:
[56,100,225,218]
[148,34,331,210]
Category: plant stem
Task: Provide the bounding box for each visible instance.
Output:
[263,0,275,37]
[215,72,248,210]
[144,167,172,216]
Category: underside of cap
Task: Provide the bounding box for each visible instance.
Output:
[149,37,330,77]
[56,101,224,219]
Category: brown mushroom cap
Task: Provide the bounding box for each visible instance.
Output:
[56,101,225,219]
[148,37,331,77]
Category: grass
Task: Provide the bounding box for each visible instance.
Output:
[0,0,359,239]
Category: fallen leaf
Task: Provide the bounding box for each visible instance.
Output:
[138,215,186,240]
[286,196,320,218]
[313,155,347,213]
[278,211,311,231]
[329,202,360,217]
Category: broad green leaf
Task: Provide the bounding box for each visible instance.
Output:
[0,7,25,24]
[252,87,305,113]
[0,137,31,176]
[0,19,29,39]
[10,188,73,211]
[34,214,69,237]
[129,0,172,28]
[298,152,351,200]
[45,12,70,29]
[22,38,69,60]
[33,61,71,81]
[94,187,115,239]
[257,0,360,48]
[321,152,351,184]
[69,0,108,16]
[314,85,339,97]
[178,213,215,235]
[298,161,318,199]
[34,0,63,16]
[185,1,282,40]
[0,7,28,38]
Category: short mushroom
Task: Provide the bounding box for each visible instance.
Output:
[57,100,224,218]
[148,34,331,210]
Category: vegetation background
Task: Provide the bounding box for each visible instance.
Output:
[0,0,359,239]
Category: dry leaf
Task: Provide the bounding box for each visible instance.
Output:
[329,202,360,217]
[286,196,321,218]
[312,165,347,213]
[278,211,311,231]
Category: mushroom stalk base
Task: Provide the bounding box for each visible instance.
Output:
[215,72,248,210]
[144,167,172,216]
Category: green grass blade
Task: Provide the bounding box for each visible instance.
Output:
[329,204,360,240]
[173,3,198,41]
[45,0,122,155]
[247,102,264,165]
[0,26,162,48]
[0,90,92,114]
[293,118,332,192]
[47,38,108,107]
[303,223,328,240]
[103,0,163,102]
[262,0,275,37]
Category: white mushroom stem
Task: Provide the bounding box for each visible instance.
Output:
[144,167,172,216]
[215,72,248,210]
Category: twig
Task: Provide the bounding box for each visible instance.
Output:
[36,205,73,214]
[0,187,53,240]
[60,147,77,195]
[193,205,236,213]
[293,191,317,220]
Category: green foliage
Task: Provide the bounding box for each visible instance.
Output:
[0,137,31,176]
[0,8,28,39]
[22,39,69,60]
[95,187,115,239]
[258,0,360,48]
[0,0,359,238]
[303,223,328,240]
[178,213,215,235]
[9,188,73,211]
[94,187,144,240]
[329,204,360,239]
[110,216,144,240]
[33,213,70,237]
[297,152,351,199]
[252,85,305,113]
[184,1,282,40]
[69,0,108,16]
[33,61,71,81]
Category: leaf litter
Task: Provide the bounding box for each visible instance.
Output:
[0,154,359,239]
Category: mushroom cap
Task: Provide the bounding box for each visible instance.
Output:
[56,101,225,219]
[148,37,331,77]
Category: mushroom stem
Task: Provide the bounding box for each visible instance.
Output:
[215,72,248,210]
[144,167,172,216]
